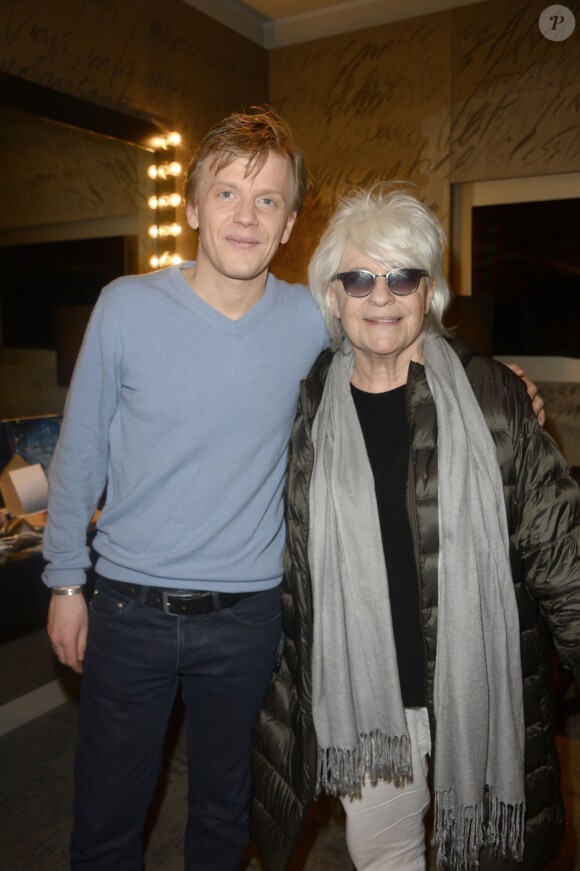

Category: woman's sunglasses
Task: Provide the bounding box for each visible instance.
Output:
[333,268,429,298]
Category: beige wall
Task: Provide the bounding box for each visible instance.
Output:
[268,0,580,283]
[0,0,268,413]
[450,0,580,182]
[0,0,268,267]
[0,0,578,282]
[0,107,154,269]
[0,0,267,142]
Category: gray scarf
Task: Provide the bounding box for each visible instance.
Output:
[309,334,525,870]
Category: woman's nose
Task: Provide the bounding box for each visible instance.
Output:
[368,275,393,305]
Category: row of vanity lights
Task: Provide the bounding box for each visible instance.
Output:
[147,132,184,269]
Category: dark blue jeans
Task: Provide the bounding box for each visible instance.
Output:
[70,576,281,871]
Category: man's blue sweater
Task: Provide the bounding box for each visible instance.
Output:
[43,263,328,591]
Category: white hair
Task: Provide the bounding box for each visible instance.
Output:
[308,184,453,349]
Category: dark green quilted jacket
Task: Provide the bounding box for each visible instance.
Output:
[250,337,580,871]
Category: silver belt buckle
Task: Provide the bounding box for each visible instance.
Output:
[161,589,211,615]
[161,589,186,615]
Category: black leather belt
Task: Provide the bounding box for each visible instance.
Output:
[106,579,256,616]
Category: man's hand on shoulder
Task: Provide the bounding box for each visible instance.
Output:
[47,590,88,674]
[504,363,546,426]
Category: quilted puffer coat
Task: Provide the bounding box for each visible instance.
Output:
[250,337,580,871]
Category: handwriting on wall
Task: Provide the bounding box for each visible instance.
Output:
[1,0,578,286]
[269,0,579,282]
[269,18,452,281]
[451,0,580,181]
[0,0,268,273]
[0,0,267,143]
[0,108,152,230]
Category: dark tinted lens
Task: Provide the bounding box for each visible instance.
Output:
[387,269,423,295]
[341,270,375,297]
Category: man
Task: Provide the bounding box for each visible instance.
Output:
[44,106,542,870]
[44,107,327,871]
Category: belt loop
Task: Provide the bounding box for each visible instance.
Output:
[211,592,222,611]
[137,585,148,606]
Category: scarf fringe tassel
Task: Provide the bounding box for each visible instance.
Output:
[317,731,412,797]
[434,788,525,870]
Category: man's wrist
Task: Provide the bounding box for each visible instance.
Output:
[51,586,83,596]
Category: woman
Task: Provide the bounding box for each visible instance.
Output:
[250,186,580,870]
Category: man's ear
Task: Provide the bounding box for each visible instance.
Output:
[280,211,297,245]
[185,201,199,231]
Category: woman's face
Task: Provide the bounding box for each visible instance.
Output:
[328,244,434,370]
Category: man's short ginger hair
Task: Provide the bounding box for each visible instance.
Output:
[184,106,310,215]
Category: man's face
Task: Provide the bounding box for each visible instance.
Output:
[186,151,297,287]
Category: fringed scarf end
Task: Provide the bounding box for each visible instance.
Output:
[317,730,412,797]
[433,788,526,870]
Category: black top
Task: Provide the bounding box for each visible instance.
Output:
[351,383,426,707]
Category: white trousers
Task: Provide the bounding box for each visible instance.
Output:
[339,707,432,871]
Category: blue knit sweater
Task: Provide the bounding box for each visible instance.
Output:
[42,263,328,591]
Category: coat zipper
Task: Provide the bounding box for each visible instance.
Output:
[405,367,436,748]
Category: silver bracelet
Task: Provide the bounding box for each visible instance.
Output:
[52,586,83,596]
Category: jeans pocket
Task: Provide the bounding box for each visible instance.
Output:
[224,586,282,629]
[89,576,138,618]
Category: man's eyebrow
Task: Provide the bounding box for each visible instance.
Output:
[256,189,286,198]
[209,176,240,189]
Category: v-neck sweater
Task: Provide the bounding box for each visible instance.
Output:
[43,262,329,591]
